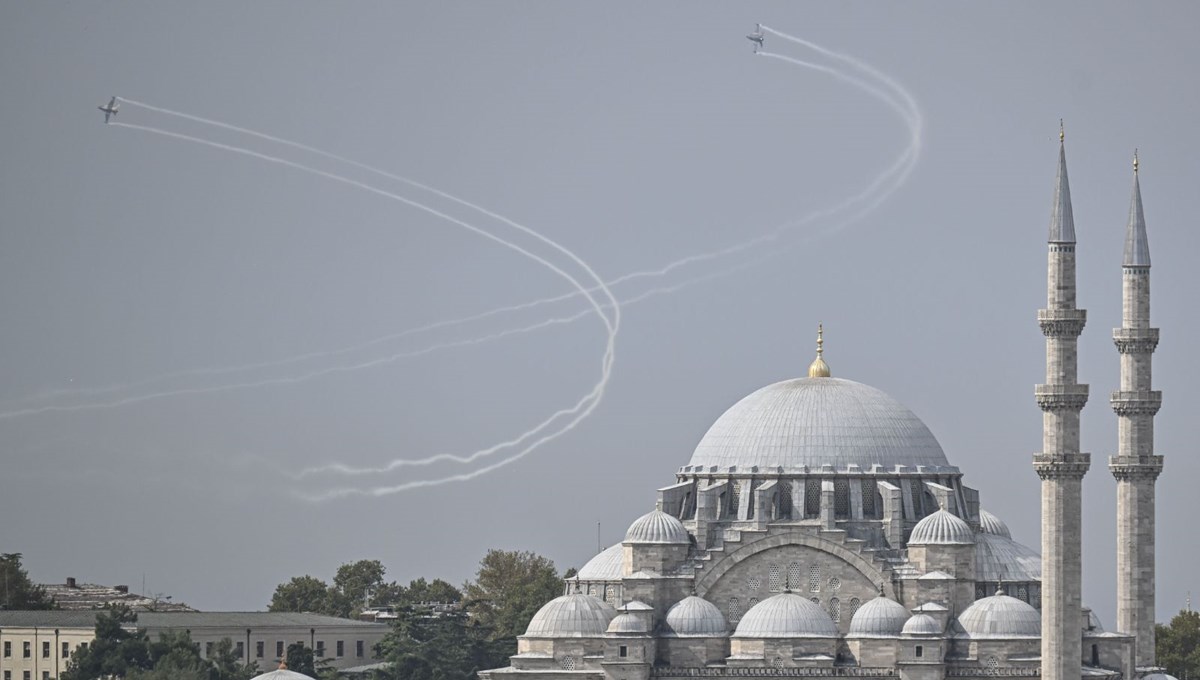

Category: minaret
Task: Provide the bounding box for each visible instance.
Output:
[1033,124,1090,680]
[1109,151,1163,667]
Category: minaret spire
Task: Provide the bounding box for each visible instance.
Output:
[1033,128,1090,680]
[807,322,831,378]
[1109,152,1163,666]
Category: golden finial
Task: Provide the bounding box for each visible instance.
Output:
[1133,148,1139,174]
[1059,119,1064,143]
[807,322,831,378]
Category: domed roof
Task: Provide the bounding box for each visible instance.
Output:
[975,533,1041,583]
[910,509,975,545]
[524,592,617,638]
[663,595,728,637]
[732,593,838,638]
[251,667,316,680]
[901,613,943,636]
[577,543,623,580]
[625,510,690,544]
[607,612,650,634]
[686,378,952,473]
[847,596,911,638]
[1143,674,1180,680]
[978,509,1012,539]
[957,592,1041,638]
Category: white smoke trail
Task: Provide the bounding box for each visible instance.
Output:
[295,34,924,495]
[47,122,622,487]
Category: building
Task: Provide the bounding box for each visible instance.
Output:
[479,138,1166,680]
[39,578,195,612]
[0,611,388,679]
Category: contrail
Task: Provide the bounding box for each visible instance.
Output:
[295,32,924,495]
[11,43,917,414]
[54,122,622,487]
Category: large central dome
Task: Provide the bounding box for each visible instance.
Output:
[686,377,951,472]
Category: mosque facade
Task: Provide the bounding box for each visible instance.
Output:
[478,138,1165,680]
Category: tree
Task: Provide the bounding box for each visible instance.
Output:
[330,560,387,617]
[1157,608,1200,678]
[462,550,563,652]
[208,638,258,680]
[399,577,462,606]
[285,642,335,679]
[62,606,151,680]
[269,575,330,614]
[375,606,505,680]
[0,553,55,609]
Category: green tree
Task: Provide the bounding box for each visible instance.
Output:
[62,606,151,680]
[269,575,331,614]
[399,577,462,606]
[0,553,55,609]
[463,549,562,645]
[285,642,335,679]
[1157,608,1200,678]
[330,560,387,617]
[208,637,258,680]
[375,606,504,680]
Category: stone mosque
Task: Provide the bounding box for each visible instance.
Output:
[478,135,1168,680]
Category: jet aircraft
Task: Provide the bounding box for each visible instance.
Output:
[98,97,119,123]
[747,24,764,52]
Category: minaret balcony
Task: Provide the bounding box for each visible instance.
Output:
[1107,454,1164,481]
[1112,328,1159,354]
[1038,309,1087,337]
[1110,390,1162,416]
[1035,384,1089,412]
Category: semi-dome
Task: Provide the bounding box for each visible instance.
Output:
[975,533,1041,583]
[625,510,690,544]
[901,613,943,636]
[910,509,975,545]
[732,593,838,638]
[978,509,1012,539]
[847,596,911,638]
[663,595,728,637]
[577,543,623,580]
[524,592,617,638]
[607,612,650,634]
[687,378,951,472]
[956,592,1041,638]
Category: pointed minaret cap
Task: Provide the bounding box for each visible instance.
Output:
[1049,122,1077,244]
[808,323,831,378]
[1123,149,1151,267]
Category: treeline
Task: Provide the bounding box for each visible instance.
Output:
[267,549,567,680]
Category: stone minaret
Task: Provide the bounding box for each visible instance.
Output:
[1033,127,1090,680]
[1109,152,1163,667]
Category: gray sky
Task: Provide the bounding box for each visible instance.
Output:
[1,2,1197,627]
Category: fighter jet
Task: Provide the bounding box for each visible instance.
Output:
[747,24,764,52]
[97,96,119,123]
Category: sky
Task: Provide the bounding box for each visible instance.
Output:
[1,2,1197,627]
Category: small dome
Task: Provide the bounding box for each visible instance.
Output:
[901,613,943,636]
[910,509,975,545]
[957,593,1041,638]
[1084,607,1104,632]
[847,596,911,638]
[978,509,1012,539]
[625,510,690,544]
[975,533,1041,583]
[1143,675,1180,680]
[607,612,650,634]
[524,592,617,638]
[577,543,623,580]
[250,668,316,680]
[732,593,838,638]
[663,596,728,637]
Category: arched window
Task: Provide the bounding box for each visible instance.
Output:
[829,597,841,623]
[848,597,862,618]
[728,481,741,517]
[768,565,782,592]
[985,656,999,675]
[605,585,616,602]
[808,565,821,592]
[805,479,821,517]
[560,656,576,671]
[834,480,851,518]
[788,562,804,590]
[861,479,877,518]
[728,597,742,622]
[778,480,793,519]
[828,577,841,591]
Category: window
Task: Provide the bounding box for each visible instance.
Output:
[805,479,821,517]
[834,479,851,518]
[356,640,364,658]
[62,642,70,659]
[808,565,821,592]
[336,640,344,657]
[205,642,214,658]
[315,641,325,658]
[768,565,782,592]
[861,479,877,517]
[256,641,264,658]
[915,645,923,658]
[276,641,284,658]
[3,670,9,680]
[619,645,628,658]
[23,641,31,658]
[788,562,803,590]
[42,641,50,658]
[829,597,841,623]
[728,597,742,622]
[79,643,88,653]
[777,480,793,518]
[3,641,9,657]
[560,656,576,671]
[235,641,244,659]
[23,672,30,680]
[42,673,49,680]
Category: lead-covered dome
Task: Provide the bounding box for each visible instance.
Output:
[975,533,1041,583]
[251,667,316,680]
[686,378,951,472]
[910,509,975,545]
[577,543,623,580]
[663,596,728,637]
[956,592,1041,638]
[625,510,690,544]
[524,592,617,638]
[847,596,911,637]
[978,509,1012,539]
[732,593,838,638]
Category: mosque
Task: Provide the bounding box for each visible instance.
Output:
[478,135,1169,680]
